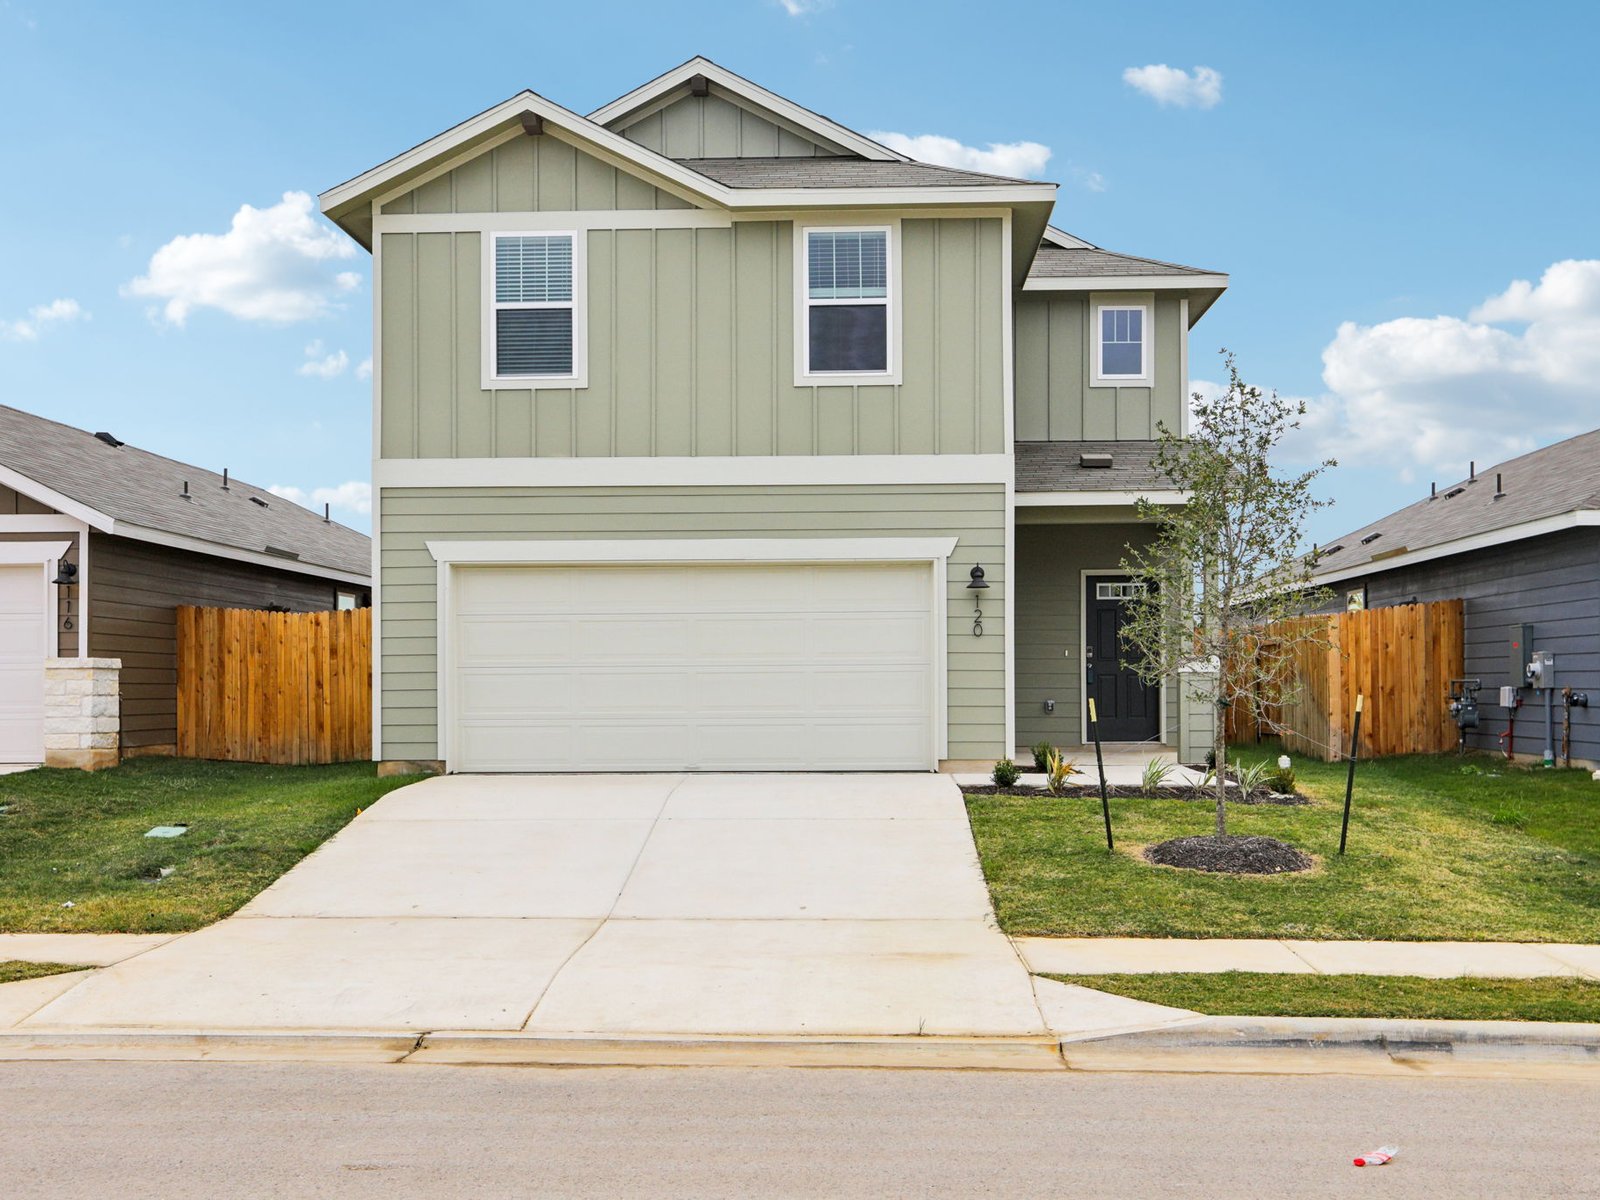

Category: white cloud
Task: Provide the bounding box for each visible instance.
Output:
[776,0,828,13]
[1122,64,1223,109]
[1267,259,1600,480]
[355,357,373,381]
[268,480,372,517]
[297,340,351,379]
[1,297,87,342]
[123,191,359,326]
[868,131,1052,179]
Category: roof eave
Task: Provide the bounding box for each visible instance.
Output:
[1308,510,1600,587]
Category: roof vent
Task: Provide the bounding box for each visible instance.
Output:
[1444,486,1466,499]
[263,545,300,560]
[249,496,269,508]
[1320,544,1344,556]
[1079,452,1114,469]
[688,73,712,97]
[94,432,124,448]
[1360,532,1382,545]
[1494,472,1506,499]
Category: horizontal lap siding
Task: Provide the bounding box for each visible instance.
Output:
[378,484,1006,763]
[1014,522,1171,751]
[379,218,1004,460]
[1356,528,1600,763]
[87,535,346,751]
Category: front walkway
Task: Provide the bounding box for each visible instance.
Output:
[1018,937,1600,979]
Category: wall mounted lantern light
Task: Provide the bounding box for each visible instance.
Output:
[967,564,989,637]
[52,557,77,631]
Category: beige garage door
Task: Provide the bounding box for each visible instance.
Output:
[449,561,937,771]
[0,563,47,764]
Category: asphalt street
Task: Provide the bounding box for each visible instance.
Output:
[3,1061,1597,1198]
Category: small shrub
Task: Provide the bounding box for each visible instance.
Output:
[1268,766,1296,795]
[1140,757,1175,796]
[1045,748,1079,796]
[991,758,1021,788]
[1031,741,1055,772]
[1204,748,1217,770]
[1233,759,1271,798]
[1491,805,1530,830]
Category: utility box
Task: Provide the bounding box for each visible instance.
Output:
[1528,650,1556,690]
[1509,623,1535,686]
[1498,685,1520,708]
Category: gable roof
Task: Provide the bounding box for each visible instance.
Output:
[1029,244,1219,279]
[0,405,370,583]
[1023,236,1229,322]
[1307,429,1600,585]
[588,56,908,162]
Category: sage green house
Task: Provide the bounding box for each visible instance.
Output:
[320,57,1227,774]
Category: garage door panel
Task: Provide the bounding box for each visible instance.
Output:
[0,565,46,763]
[450,561,937,772]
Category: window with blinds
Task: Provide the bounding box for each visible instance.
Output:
[491,233,576,379]
[803,227,891,376]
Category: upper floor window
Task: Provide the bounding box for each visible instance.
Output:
[798,226,896,382]
[486,232,586,387]
[1094,303,1149,384]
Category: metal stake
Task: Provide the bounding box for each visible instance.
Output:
[1088,698,1113,851]
[1339,693,1364,855]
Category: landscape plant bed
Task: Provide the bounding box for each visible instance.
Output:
[960,783,1308,805]
[0,758,412,934]
[966,742,1600,940]
[1051,971,1600,1023]
[1142,834,1314,875]
[0,960,89,986]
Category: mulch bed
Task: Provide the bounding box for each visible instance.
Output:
[960,784,1308,806]
[1143,834,1314,875]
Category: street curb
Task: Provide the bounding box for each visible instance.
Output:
[1059,1016,1600,1078]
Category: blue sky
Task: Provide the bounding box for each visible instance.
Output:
[2,0,1596,541]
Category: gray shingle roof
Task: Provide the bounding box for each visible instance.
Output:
[1016,440,1172,493]
[1028,244,1219,280]
[677,156,1042,188]
[1310,429,1600,577]
[0,405,370,579]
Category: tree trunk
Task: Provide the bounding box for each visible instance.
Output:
[1213,716,1228,839]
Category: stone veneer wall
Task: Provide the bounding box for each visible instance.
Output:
[43,657,121,771]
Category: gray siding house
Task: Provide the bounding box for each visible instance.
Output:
[320,57,1227,773]
[0,406,371,766]
[1307,430,1600,766]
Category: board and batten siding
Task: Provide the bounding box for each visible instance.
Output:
[378,218,1006,459]
[378,484,1006,763]
[380,133,694,215]
[613,92,841,158]
[1014,521,1176,751]
[1013,292,1185,442]
[1347,527,1600,764]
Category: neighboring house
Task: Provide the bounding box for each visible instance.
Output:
[1306,430,1600,765]
[320,56,1227,774]
[0,405,371,768]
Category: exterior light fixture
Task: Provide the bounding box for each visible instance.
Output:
[52,557,78,631]
[968,564,988,637]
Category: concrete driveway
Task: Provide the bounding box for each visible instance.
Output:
[24,774,1056,1037]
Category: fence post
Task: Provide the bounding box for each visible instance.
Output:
[1088,698,1114,852]
[1339,693,1364,855]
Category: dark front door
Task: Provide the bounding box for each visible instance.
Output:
[1085,575,1161,742]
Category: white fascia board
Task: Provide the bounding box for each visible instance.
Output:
[1307,511,1600,588]
[375,210,733,234]
[427,536,959,566]
[729,185,1057,210]
[376,454,1010,490]
[0,539,71,563]
[1024,274,1229,292]
[1014,489,1189,507]
[1041,225,1094,249]
[586,57,909,162]
[111,522,372,587]
[0,463,113,531]
[0,514,90,534]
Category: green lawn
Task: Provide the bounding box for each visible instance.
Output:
[967,743,1600,941]
[0,758,412,933]
[0,961,89,985]
[1053,971,1600,1023]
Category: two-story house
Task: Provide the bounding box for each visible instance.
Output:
[320,58,1226,774]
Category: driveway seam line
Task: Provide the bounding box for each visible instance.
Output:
[516,775,691,1032]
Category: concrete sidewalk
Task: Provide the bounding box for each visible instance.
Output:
[1017,937,1600,980]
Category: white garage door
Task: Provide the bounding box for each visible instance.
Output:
[448,561,937,771]
[0,563,47,764]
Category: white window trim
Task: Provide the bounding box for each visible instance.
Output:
[1091,298,1152,387]
[794,221,902,387]
[482,230,588,391]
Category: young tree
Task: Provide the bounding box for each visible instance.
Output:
[1118,352,1334,839]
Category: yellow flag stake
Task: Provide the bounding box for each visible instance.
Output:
[1339,693,1365,855]
[1088,698,1114,851]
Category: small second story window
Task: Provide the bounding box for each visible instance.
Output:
[802,227,892,377]
[489,232,582,384]
[1096,304,1148,382]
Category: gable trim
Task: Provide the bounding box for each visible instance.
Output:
[588,57,908,162]
[0,462,113,531]
[605,81,854,158]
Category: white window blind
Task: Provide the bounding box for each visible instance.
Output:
[804,228,890,375]
[493,233,575,378]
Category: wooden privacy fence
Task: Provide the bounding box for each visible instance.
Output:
[1226,599,1464,760]
[177,606,372,764]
